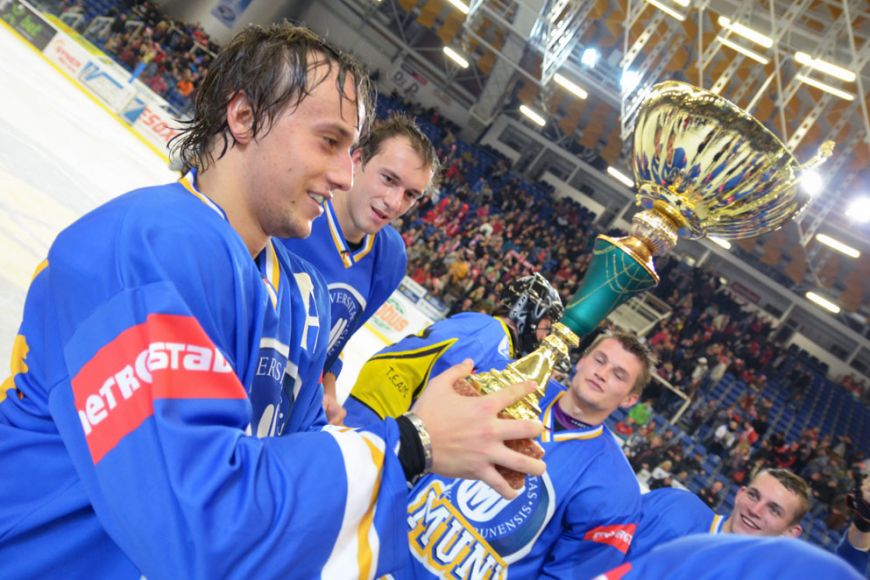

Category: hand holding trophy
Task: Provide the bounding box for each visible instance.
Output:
[460,81,833,489]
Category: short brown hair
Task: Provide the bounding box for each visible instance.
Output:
[354,114,441,195]
[583,331,654,396]
[757,468,811,524]
[173,22,374,171]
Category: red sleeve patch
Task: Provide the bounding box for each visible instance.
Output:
[71,313,247,463]
[583,523,637,555]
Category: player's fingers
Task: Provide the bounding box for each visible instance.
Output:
[490,445,547,478]
[495,418,544,441]
[478,466,521,500]
[428,359,475,390]
[482,380,538,412]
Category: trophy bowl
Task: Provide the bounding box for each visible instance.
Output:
[632,81,831,240]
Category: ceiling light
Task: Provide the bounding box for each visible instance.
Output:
[519,104,546,127]
[644,0,686,21]
[554,73,588,99]
[815,234,860,259]
[846,197,870,223]
[581,48,600,68]
[794,52,856,83]
[806,291,841,314]
[442,46,469,69]
[716,36,770,65]
[621,69,642,93]
[796,74,855,101]
[709,236,732,250]
[717,16,773,48]
[607,166,634,188]
[446,0,469,15]
[799,169,823,197]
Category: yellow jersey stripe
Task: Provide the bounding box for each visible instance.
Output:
[32,259,49,280]
[541,392,605,442]
[357,436,385,580]
[353,234,376,262]
[325,203,353,268]
[710,514,725,533]
[496,318,516,358]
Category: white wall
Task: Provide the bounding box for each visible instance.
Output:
[788,332,854,380]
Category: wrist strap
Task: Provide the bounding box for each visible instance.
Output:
[400,412,433,477]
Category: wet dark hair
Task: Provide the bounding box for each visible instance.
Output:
[172,22,375,171]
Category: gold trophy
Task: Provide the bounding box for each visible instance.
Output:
[463,81,834,487]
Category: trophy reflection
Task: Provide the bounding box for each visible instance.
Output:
[465,81,834,487]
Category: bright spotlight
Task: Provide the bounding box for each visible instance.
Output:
[846,197,870,223]
[581,48,600,68]
[621,70,641,93]
[800,170,823,197]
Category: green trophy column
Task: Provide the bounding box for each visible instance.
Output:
[560,235,660,338]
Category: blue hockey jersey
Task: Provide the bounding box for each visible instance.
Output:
[406,385,641,579]
[280,199,406,377]
[628,488,725,558]
[344,311,515,426]
[600,534,862,580]
[0,174,409,578]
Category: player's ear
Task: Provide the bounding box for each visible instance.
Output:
[619,393,639,409]
[226,91,254,144]
[784,523,802,538]
[351,146,364,169]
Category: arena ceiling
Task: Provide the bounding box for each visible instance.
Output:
[337,0,870,328]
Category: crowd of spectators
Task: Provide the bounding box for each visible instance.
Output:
[45,0,215,113]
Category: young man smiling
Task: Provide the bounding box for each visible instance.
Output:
[281,115,439,425]
[628,468,810,559]
[405,331,652,579]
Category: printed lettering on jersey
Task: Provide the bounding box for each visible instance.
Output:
[327,282,366,358]
[408,473,555,575]
[584,523,636,555]
[250,337,300,438]
[71,314,245,463]
[408,480,507,579]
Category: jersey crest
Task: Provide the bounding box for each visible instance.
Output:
[408,472,556,576]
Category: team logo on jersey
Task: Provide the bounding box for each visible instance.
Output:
[408,473,555,575]
[327,283,367,358]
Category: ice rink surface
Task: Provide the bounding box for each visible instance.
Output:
[0,25,385,400]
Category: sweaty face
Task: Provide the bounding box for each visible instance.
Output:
[341,136,433,241]
[247,63,361,240]
[567,338,642,417]
[729,473,804,537]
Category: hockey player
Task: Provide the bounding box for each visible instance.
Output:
[343,273,563,427]
[628,468,810,560]
[630,468,870,575]
[0,23,545,578]
[599,534,862,579]
[405,331,652,578]
[281,115,439,425]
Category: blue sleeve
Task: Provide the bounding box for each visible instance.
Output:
[836,533,869,575]
[44,209,409,578]
[541,460,640,578]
